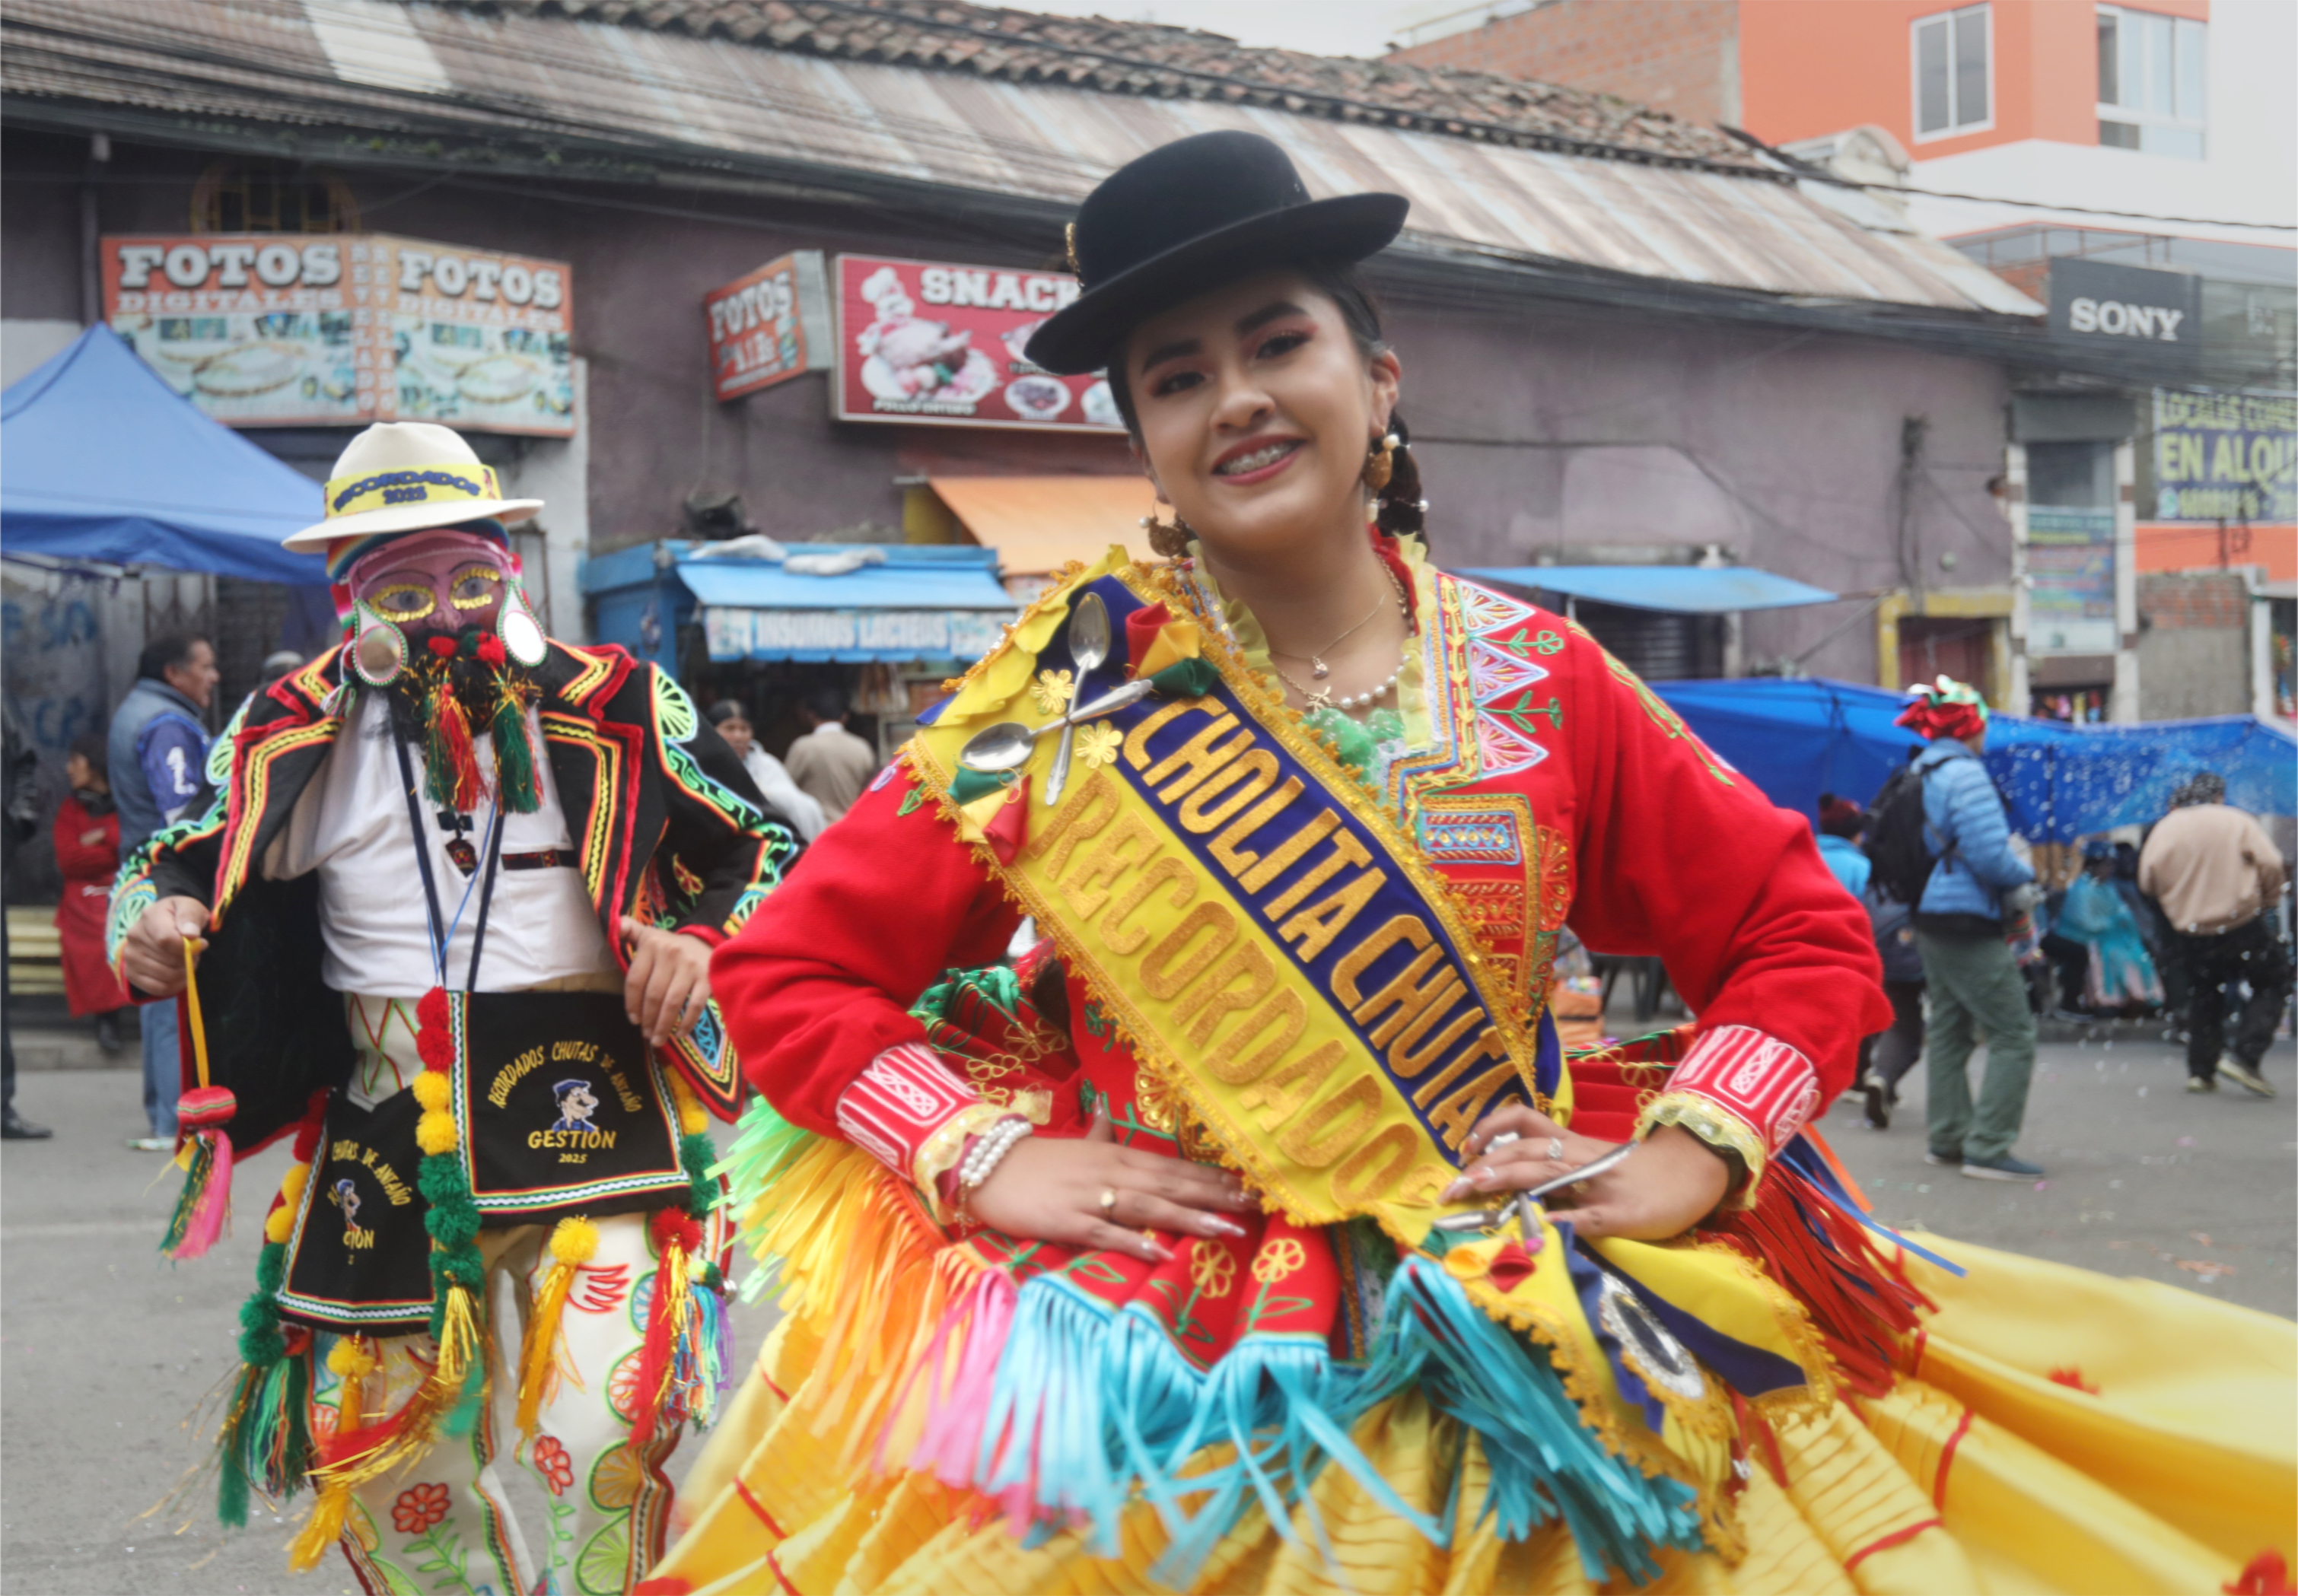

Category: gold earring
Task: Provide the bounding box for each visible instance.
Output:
[1139,504,1192,560]
[1363,432,1400,494]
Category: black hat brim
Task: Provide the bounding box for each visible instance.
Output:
[1025,192,1408,377]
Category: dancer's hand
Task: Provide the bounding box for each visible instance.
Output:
[122,896,208,997]
[1444,1104,1731,1242]
[620,917,711,1046]
[966,1114,1262,1262]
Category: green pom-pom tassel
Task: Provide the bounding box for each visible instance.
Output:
[680,1130,719,1220]
[491,683,541,814]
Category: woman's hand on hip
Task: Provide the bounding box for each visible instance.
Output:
[965,1114,1262,1262]
[1443,1104,1731,1242]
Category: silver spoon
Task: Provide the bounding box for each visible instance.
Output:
[1046,593,1109,806]
[956,679,1157,773]
[1429,1141,1635,1232]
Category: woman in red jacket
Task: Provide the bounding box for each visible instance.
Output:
[55,732,126,1052]
[654,135,2292,1596]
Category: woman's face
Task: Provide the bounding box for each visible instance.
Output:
[65,752,92,790]
[715,715,754,759]
[1124,269,1399,567]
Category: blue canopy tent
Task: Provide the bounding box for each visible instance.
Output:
[1654,677,2298,843]
[1,326,325,583]
[1457,566,1838,612]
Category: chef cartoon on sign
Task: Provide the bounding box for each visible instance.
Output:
[549,1079,600,1135]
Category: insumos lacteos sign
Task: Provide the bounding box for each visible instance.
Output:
[104,233,574,435]
[2048,258,2201,353]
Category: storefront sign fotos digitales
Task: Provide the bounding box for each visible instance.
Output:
[103,233,575,436]
[705,251,833,402]
[831,253,1123,433]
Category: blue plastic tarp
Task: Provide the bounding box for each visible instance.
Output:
[1,326,325,583]
[1654,677,2297,841]
[1456,565,1838,613]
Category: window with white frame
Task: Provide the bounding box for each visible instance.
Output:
[1912,5,1991,140]
[2097,8,2206,158]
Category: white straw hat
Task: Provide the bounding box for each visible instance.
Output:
[284,421,543,549]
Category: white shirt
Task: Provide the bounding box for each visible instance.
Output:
[266,693,616,997]
[741,746,826,841]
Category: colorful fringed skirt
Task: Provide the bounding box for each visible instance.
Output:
[643,1131,2294,1593]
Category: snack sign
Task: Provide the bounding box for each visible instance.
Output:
[831,253,1122,432]
[103,233,574,436]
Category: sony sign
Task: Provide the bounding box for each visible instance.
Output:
[2049,258,2202,361]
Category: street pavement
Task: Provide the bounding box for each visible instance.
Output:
[3,1028,2292,1593]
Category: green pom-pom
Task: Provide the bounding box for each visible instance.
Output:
[417,1152,473,1206]
[253,1238,287,1296]
[680,1131,719,1219]
[425,1197,482,1248]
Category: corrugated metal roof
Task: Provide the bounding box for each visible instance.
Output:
[1,0,2042,318]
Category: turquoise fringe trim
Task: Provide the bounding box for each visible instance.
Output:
[937,1255,1701,1585]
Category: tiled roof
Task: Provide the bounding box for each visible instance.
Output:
[457,0,1768,170]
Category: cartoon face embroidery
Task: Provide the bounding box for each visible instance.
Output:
[551,1079,598,1133]
[335,1177,364,1235]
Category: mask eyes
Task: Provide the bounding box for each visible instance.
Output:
[373,584,436,622]
[450,566,503,611]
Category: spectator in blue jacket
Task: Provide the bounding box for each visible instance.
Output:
[1816,793,1872,897]
[107,634,217,1151]
[1899,678,2044,1181]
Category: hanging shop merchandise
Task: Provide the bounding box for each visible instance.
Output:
[704,251,832,402]
[103,234,574,435]
[832,253,1122,432]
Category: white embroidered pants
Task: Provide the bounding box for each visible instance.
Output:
[310,1212,679,1596]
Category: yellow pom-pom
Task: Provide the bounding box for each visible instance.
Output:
[326,1337,377,1379]
[412,1071,451,1111]
[548,1216,600,1267]
[264,1204,297,1245]
[416,1110,457,1156]
[666,1071,708,1137]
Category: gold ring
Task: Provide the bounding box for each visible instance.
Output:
[1099,1187,1119,1216]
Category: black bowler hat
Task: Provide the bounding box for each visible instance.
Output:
[1024,132,1408,377]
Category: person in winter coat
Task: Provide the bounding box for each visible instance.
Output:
[1818,793,1926,1132]
[1900,679,2044,1181]
[54,733,128,1053]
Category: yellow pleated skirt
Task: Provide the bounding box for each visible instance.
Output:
[646,1239,2296,1595]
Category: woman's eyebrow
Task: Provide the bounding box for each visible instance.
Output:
[1235,300,1310,335]
[1135,335,1201,372]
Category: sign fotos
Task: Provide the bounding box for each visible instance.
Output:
[104,232,575,435]
[704,251,832,402]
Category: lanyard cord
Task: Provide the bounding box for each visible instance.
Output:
[393,731,506,992]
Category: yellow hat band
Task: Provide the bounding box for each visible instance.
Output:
[325,462,502,520]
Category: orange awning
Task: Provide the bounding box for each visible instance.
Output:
[930,475,1155,577]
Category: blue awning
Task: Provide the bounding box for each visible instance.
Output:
[1457,565,1838,613]
[1,326,326,584]
[1654,677,2297,841]
[582,540,1020,666]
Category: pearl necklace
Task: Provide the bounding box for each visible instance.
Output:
[1272,563,1413,714]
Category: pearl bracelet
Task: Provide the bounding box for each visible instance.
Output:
[955,1116,1031,1221]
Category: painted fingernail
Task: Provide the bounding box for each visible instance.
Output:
[1440,1179,1469,1202]
[1205,1216,1246,1237]
[1471,1168,1494,1188]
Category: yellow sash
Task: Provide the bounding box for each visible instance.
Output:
[908,554,1548,1240]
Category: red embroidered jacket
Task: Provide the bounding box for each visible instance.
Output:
[714,576,1888,1194]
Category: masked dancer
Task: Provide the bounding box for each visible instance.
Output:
[113,422,796,1595]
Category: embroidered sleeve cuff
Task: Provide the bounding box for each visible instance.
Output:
[833,1041,995,1192]
[1639,1024,1822,1200]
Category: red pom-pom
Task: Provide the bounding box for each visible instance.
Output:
[477,633,507,668]
[414,986,456,1072]
[650,1208,703,1254]
[177,1083,238,1128]
[426,634,457,657]
[290,1089,329,1161]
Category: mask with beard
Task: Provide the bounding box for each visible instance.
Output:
[345,528,545,813]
